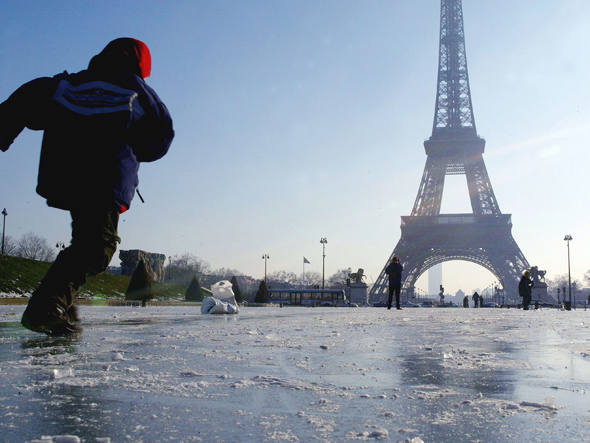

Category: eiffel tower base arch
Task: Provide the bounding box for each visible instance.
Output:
[369,214,529,305]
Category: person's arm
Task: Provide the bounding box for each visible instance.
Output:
[128,80,174,162]
[0,77,56,151]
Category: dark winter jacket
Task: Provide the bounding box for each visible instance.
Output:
[385,262,403,287]
[0,38,173,211]
[518,276,532,298]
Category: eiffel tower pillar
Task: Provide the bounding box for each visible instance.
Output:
[370,0,529,304]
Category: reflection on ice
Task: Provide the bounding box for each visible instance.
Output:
[0,306,589,442]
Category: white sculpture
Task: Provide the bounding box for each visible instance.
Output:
[201,280,239,314]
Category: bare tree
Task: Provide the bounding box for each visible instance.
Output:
[16,232,56,262]
[1,235,17,256]
[302,271,322,287]
[211,267,242,280]
[165,252,211,285]
[268,270,298,286]
[546,273,581,300]
[328,269,352,288]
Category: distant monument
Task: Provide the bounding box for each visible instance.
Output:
[119,249,166,282]
[370,0,530,304]
[347,268,368,305]
[428,264,442,296]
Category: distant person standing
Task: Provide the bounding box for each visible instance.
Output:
[463,295,469,308]
[1,38,174,335]
[385,256,403,310]
[519,270,533,310]
[472,291,479,308]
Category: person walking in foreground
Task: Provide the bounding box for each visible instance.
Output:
[0,38,174,336]
[519,270,533,310]
[385,256,403,310]
[472,291,479,308]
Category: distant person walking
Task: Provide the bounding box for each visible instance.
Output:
[519,270,533,310]
[463,295,469,308]
[472,291,480,308]
[385,256,403,310]
[1,38,174,335]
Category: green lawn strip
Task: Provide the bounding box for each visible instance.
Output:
[1,255,188,302]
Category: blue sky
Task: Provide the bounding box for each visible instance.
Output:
[1,1,589,294]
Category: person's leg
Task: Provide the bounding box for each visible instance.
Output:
[395,286,401,309]
[387,285,393,309]
[524,295,531,310]
[22,206,120,335]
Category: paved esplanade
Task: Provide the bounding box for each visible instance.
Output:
[1,306,588,442]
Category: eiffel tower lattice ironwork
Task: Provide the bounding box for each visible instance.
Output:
[369,0,529,304]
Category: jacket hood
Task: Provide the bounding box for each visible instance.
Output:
[88,38,151,79]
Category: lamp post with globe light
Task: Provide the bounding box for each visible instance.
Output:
[1,208,7,255]
[564,235,573,310]
[320,237,327,291]
[262,254,269,285]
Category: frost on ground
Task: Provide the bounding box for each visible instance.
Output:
[1,306,589,442]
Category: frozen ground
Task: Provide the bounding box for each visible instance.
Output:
[0,306,589,442]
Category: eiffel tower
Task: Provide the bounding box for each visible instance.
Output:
[370,0,529,304]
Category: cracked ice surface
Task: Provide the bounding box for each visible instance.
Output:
[1,306,590,442]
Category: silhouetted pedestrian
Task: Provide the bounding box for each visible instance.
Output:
[472,291,479,308]
[1,38,174,335]
[463,295,469,308]
[519,270,533,310]
[385,256,403,310]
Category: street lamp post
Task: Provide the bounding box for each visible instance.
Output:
[320,237,327,290]
[262,254,269,284]
[564,235,573,310]
[1,208,7,255]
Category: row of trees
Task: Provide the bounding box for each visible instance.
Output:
[163,253,241,287]
[163,253,354,289]
[7,236,590,300]
[545,274,589,299]
[2,233,57,262]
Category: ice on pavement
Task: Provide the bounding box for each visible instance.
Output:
[1,305,589,442]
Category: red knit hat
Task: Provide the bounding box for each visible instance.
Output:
[89,37,152,79]
[128,38,151,79]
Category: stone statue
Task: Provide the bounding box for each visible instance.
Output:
[119,249,166,282]
[348,268,365,284]
[529,266,552,305]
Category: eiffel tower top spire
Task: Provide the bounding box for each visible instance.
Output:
[432,0,477,137]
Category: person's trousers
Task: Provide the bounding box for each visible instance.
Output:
[387,285,401,309]
[29,206,120,309]
[523,294,531,310]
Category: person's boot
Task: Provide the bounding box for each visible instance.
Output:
[66,304,80,323]
[21,293,81,336]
